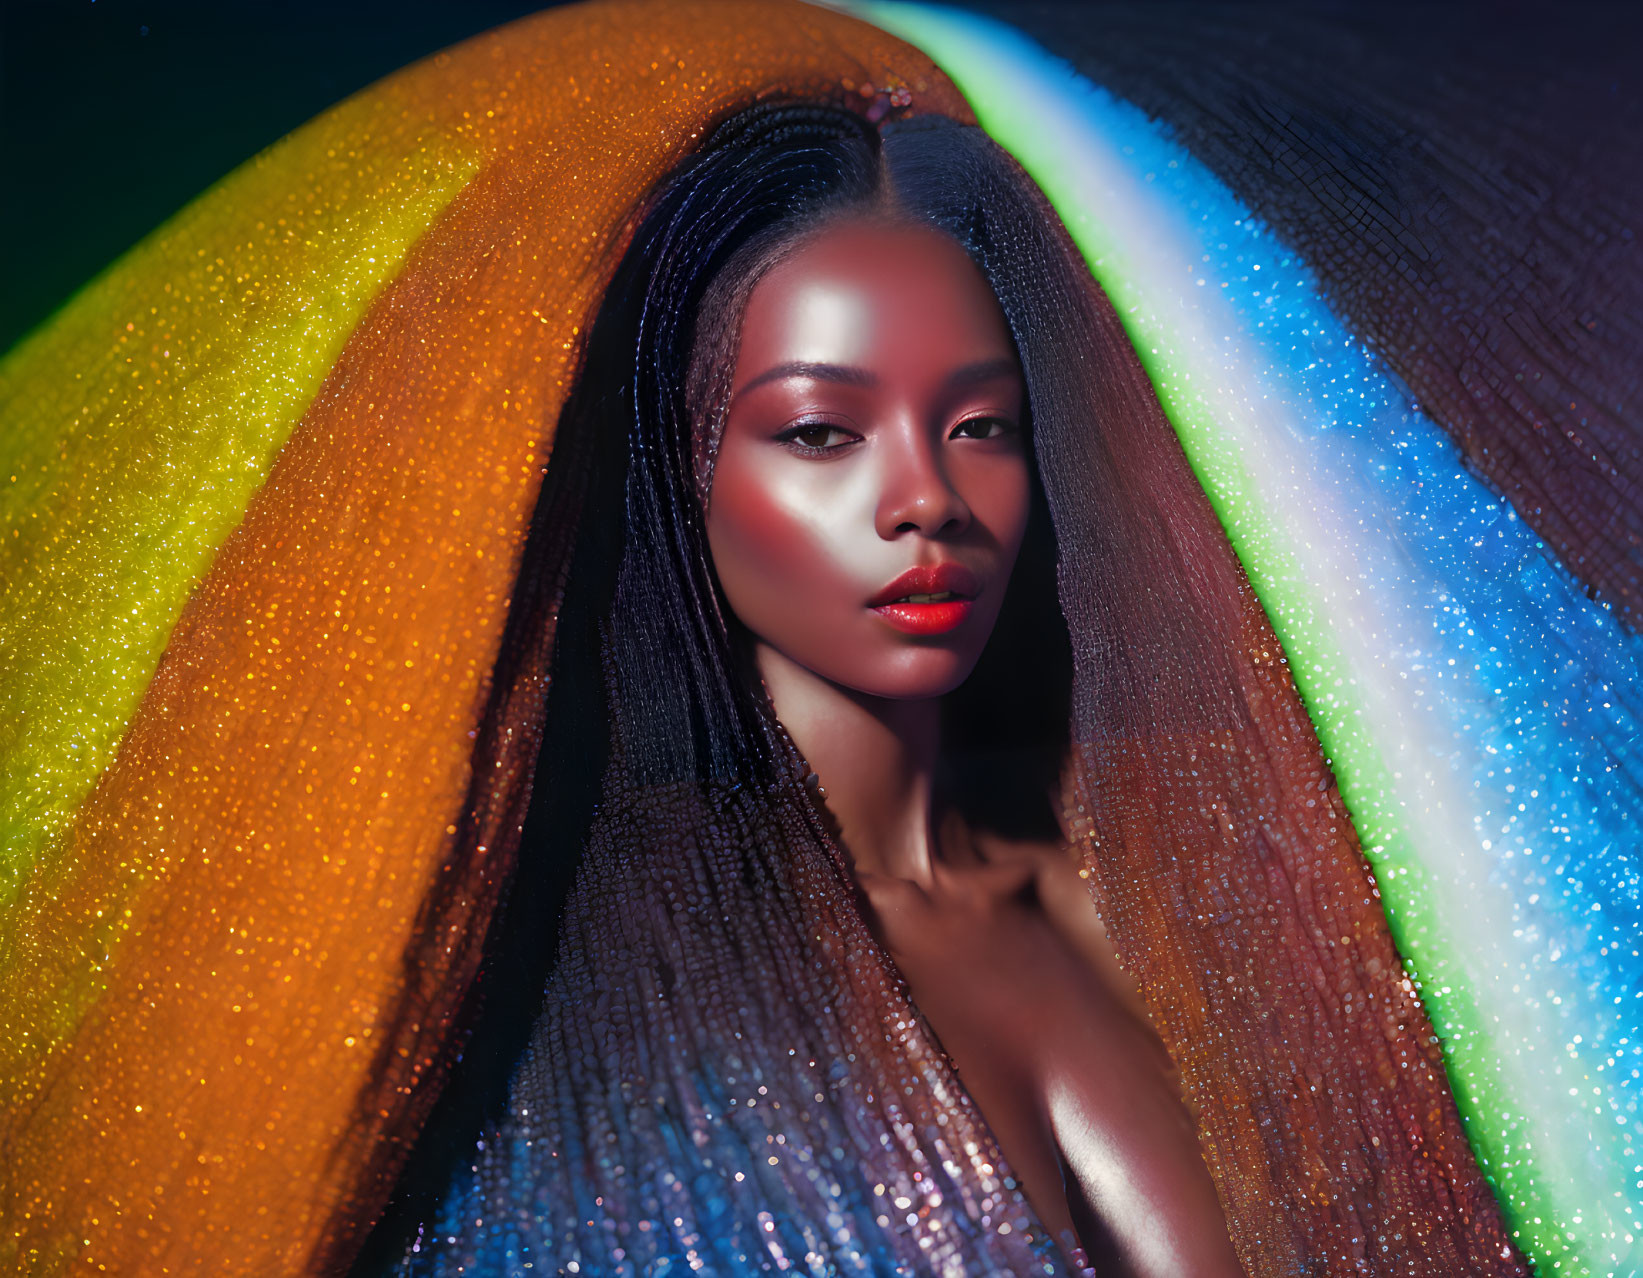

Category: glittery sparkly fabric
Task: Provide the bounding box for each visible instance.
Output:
[398,753,1064,1275]
[864,9,1640,1273]
[3,1,1603,1275]
[375,30,1521,1278]
[0,5,971,1273]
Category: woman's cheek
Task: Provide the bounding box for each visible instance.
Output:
[709,464,854,643]
[960,451,1031,546]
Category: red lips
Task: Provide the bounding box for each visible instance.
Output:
[868,562,980,636]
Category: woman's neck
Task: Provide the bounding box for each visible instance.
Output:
[755,639,948,887]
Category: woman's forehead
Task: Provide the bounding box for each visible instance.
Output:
[731,221,1018,390]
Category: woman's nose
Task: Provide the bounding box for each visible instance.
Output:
[874,430,972,540]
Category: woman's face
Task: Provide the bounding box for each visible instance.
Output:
[706,219,1031,701]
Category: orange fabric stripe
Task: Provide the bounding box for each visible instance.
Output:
[0,4,966,1271]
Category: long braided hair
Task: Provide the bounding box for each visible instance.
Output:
[359,101,1084,1276]
[360,94,1520,1278]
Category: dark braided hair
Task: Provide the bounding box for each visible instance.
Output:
[357,94,1526,1278]
[354,100,1082,1271]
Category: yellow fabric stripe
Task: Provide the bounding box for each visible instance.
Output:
[0,104,478,895]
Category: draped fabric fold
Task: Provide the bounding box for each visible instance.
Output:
[0,6,971,1273]
[3,1,1626,1275]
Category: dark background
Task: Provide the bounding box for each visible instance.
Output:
[0,0,565,355]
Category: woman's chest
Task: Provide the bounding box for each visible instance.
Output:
[866,865,1119,1071]
[859,857,1244,1276]
[858,860,1137,1248]
[860,856,1153,1091]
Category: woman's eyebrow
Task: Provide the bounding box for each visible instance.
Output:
[733,356,1020,401]
[946,356,1022,388]
[734,361,877,397]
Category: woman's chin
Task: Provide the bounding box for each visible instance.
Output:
[831,652,984,703]
[751,633,988,705]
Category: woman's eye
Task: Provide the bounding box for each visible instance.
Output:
[950,417,1015,440]
[778,422,856,452]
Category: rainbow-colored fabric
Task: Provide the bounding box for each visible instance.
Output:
[1,3,1634,1275]
[855,7,1641,1272]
